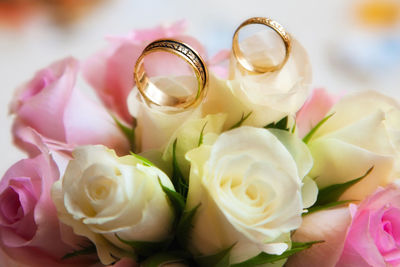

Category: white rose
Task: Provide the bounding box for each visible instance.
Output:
[308,90,400,200]
[186,126,317,264]
[162,113,227,176]
[128,76,202,152]
[202,32,311,128]
[51,145,175,265]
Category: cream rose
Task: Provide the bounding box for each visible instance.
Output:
[162,113,227,177]
[307,90,400,200]
[186,126,317,264]
[128,76,203,152]
[51,145,175,265]
[202,32,312,128]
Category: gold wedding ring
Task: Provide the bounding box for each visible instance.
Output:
[232,17,292,74]
[134,39,208,108]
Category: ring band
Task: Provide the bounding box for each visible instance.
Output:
[134,39,208,108]
[232,17,292,74]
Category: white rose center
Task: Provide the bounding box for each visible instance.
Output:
[211,156,293,227]
[87,176,114,201]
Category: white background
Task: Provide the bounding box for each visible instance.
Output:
[0,0,399,175]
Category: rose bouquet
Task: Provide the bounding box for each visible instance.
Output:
[1,18,400,267]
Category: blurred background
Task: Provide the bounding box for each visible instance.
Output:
[1,0,400,175]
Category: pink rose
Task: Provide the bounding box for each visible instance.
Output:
[296,88,340,138]
[337,183,400,267]
[287,183,400,267]
[0,136,99,266]
[83,20,207,123]
[10,57,129,156]
[286,207,352,267]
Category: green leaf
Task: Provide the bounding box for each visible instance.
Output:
[196,244,235,267]
[62,243,97,260]
[305,167,373,215]
[231,241,323,266]
[302,113,334,144]
[197,122,208,147]
[112,115,136,152]
[314,166,374,207]
[229,111,253,130]
[264,116,289,131]
[172,139,188,197]
[176,204,200,248]
[305,200,353,215]
[159,178,185,220]
[129,151,155,167]
[141,251,190,267]
[115,234,170,258]
[291,121,297,134]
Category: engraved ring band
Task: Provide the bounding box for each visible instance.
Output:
[232,17,292,74]
[134,39,208,108]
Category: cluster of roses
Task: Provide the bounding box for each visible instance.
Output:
[1,21,400,267]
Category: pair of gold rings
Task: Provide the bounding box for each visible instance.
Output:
[134,17,292,109]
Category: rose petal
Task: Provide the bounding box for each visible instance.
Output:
[296,88,339,138]
[286,207,352,267]
[63,85,129,155]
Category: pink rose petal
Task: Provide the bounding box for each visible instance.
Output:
[337,184,400,266]
[296,88,340,138]
[11,57,129,156]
